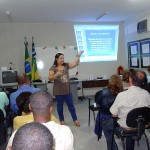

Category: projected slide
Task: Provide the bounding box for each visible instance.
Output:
[74,25,119,62]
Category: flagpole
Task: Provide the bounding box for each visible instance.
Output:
[31,36,39,81]
[32,36,34,43]
[24,36,27,45]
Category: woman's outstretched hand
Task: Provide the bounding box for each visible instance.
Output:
[78,50,84,57]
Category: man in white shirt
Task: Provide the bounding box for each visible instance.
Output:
[110,70,150,150]
[7,91,74,150]
[7,122,53,150]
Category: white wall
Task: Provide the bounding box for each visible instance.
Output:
[0,22,125,79]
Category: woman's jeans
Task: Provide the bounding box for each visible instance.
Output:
[55,93,77,122]
[102,118,118,150]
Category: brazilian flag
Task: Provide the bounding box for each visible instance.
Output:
[24,42,31,80]
[31,42,39,81]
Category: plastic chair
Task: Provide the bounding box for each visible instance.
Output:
[88,96,101,126]
[111,107,150,150]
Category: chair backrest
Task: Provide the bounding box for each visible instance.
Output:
[126,107,150,128]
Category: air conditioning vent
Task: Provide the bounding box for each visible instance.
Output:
[137,18,150,33]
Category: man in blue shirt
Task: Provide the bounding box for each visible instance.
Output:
[10,73,41,113]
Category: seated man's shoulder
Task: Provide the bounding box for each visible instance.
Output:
[25,86,41,93]
[43,121,72,136]
[141,88,150,95]
[44,122,74,150]
[115,90,126,98]
[10,87,41,98]
[0,92,8,98]
[0,91,6,95]
[31,87,41,92]
[46,121,71,130]
[59,124,72,134]
[122,86,149,96]
[10,90,20,97]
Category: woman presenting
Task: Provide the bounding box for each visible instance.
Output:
[48,51,83,126]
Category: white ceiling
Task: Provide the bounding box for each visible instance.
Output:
[0,0,150,23]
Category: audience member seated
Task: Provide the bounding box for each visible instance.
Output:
[7,122,53,150]
[122,70,131,90]
[0,92,11,144]
[8,91,74,150]
[0,92,9,118]
[13,91,59,130]
[10,73,41,114]
[147,65,150,74]
[95,75,123,150]
[110,70,150,150]
[140,71,150,93]
[129,68,135,74]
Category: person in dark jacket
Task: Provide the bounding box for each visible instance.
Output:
[95,75,123,150]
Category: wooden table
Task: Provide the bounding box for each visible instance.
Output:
[81,79,109,96]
